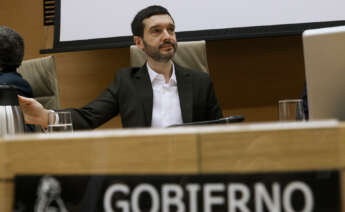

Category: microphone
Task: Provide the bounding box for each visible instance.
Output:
[169,115,244,127]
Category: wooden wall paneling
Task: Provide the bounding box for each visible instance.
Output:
[0,142,8,178]
[0,181,13,212]
[53,49,130,107]
[199,127,340,173]
[6,133,198,175]
[337,122,345,168]
[0,141,12,212]
[207,36,306,122]
[0,0,44,59]
[42,25,54,50]
[53,48,130,128]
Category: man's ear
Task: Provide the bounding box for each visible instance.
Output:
[133,36,144,50]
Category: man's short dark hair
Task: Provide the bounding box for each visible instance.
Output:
[0,26,24,71]
[131,5,174,37]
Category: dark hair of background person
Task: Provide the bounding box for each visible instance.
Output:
[0,26,24,71]
[131,5,174,37]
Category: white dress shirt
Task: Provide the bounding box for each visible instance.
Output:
[147,63,183,128]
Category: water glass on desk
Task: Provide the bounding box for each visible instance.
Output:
[278,99,305,121]
[48,111,73,132]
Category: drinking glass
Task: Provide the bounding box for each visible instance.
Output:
[47,111,73,132]
[278,99,305,121]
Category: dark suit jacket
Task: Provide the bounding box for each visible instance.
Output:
[68,63,223,129]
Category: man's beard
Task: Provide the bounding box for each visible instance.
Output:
[143,40,177,62]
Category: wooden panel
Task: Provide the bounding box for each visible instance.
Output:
[207,36,305,122]
[0,0,44,59]
[53,48,130,129]
[0,142,9,178]
[0,181,13,212]
[199,127,340,173]
[42,25,54,50]
[6,133,198,176]
[223,104,279,122]
[338,123,345,168]
[0,124,344,211]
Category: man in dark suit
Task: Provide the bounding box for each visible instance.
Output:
[19,5,223,129]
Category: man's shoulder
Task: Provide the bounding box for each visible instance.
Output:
[114,66,144,79]
[117,66,143,75]
[0,72,33,97]
[0,71,24,83]
[174,63,210,79]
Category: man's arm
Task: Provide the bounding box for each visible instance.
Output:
[65,73,121,130]
[18,71,122,130]
[205,78,223,120]
[67,86,120,130]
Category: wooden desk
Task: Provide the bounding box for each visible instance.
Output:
[0,120,343,211]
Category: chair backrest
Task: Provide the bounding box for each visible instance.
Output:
[130,40,209,73]
[17,56,60,110]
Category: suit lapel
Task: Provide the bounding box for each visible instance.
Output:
[134,65,153,126]
[175,64,193,123]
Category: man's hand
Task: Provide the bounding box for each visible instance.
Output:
[18,96,50,128]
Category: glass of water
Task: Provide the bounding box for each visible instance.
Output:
[278,99,305,121]
[47,111,73,132]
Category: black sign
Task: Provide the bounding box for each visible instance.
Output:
[14,170,341,212]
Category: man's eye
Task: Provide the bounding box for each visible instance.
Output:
[168,27,175,33]
[152,29,161,33]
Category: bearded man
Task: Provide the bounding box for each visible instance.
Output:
[19,5,223,129]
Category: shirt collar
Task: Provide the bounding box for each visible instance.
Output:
[147,62,177,84]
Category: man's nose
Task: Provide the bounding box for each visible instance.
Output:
[162,29,172,40]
